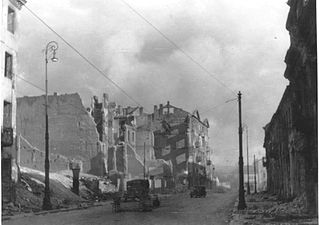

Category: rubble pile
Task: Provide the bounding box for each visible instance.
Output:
[230,192,317,225]
[246,192,307,217]
[2,167,117,217]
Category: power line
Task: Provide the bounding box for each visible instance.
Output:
[22,4,143,107]
[14,72,92,115]
[199,98,237,115]
[120,0,237,96]
[16,74,45,92]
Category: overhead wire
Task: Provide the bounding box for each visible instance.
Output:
[21,2,238,117]
[120,0,237,96]
[12,71,92,115]
[22,4,143,107]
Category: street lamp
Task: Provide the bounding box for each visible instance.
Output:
[243,124,250,195]
[43,41,58,210]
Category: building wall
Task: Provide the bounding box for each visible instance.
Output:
[16,93,101,173]
[135,128,155,162]
[1,0,26,203]
[19,134,69,172]
[264,0,317,214]
[152,102,211,187]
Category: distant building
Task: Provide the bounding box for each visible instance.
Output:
[255,158,267,192]
[103,99,145,191]
[152,101,212,188]
[244,159,267,193]
[243,165,254,193]
[263,0,317,214]
[1,0,26,203]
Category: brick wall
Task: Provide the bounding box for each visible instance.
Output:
[17,93,101,173]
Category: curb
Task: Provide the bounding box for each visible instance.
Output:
[2,201,110,221]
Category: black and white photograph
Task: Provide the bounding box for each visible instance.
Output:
[0,0,317,224]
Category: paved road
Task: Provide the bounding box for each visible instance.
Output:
[3,190,237,225]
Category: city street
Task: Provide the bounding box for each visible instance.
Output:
[3,190,237,225]
[1,0,317,223]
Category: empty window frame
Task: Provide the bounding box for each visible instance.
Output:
[7,7,15,33]
[3,101,12,128]
[132,132,135,142]
[4,52,13,79]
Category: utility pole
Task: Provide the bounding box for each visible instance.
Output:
[237,91,246,210]
[144,142,146,179]
[254,155,257,194]
[246,127,250,195]
[43,41,58,210]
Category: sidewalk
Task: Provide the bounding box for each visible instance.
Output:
[229,192,318,225]
[2,201,110,221]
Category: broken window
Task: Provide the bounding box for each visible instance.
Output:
[3,101,12,128]
[163,108,169,114]
[7,7,15,33]
[4,52,13,79]
[127,130,130,142]
[132,132,135,142]
[162,145,171,156]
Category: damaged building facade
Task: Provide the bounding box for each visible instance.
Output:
[152,101,212,189]
[1,0,26,203]
[263,0,317,214]
[16,93,104,174]
[91,95,147,191]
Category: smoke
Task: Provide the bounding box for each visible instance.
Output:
[17,0,289,165]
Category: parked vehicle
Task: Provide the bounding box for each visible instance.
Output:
[190,185,206,198]
[112,179,160,212]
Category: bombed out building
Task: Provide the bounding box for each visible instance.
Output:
[152,101,212,188]
[16,93,105,174]
[1,0,26,203]
[263,0,317,214]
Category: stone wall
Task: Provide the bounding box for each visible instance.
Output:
[264,0,317,214]
[19,135,69,172]
[16,93,101,173]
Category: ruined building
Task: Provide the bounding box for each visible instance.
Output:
[1,0,26,203]
[152,101,212,188]
[16,93,104,173]
[263,0,317,213]
[105,102,145,191]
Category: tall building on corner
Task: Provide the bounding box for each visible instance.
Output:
[1,0,26,203]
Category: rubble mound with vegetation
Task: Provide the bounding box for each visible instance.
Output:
[2,167,116,217]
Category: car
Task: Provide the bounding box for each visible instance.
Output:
[190,185,206,198]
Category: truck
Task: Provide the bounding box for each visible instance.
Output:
[112,179,160,212]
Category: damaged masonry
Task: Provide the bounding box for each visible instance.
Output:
[1,0,317,224]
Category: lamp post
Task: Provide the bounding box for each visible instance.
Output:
[43,41,58,210]
[243,124,250,195]
[237,91,246,210]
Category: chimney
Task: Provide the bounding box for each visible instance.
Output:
[167,101,170,114]
[139,107,143,115]
[159,104,163,115]
[53,92,57,96]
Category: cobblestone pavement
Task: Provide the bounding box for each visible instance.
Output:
[2,190,237,225]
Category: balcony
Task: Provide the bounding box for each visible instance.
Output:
[1,127,13,147]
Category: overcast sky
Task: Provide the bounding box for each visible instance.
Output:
[17,0,290,167]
